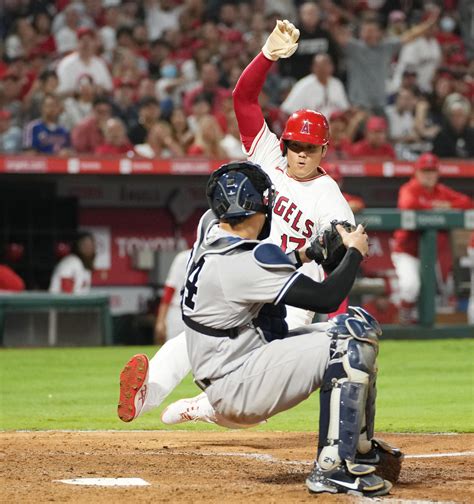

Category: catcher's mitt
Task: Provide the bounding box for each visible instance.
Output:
[306,220,357,273]
[356,439,404,483]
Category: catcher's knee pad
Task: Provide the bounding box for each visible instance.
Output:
[318,314,379,471]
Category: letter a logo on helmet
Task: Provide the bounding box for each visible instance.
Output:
[300,119,311,135]
[280,109,329,152]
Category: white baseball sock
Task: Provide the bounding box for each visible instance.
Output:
[141,331,191,415]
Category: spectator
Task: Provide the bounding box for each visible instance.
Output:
[459,0,474,61]
[112,79,138,125]
[112,45,148,80]
[55,4,81,55]
[281,53,349,119]
[57,28,113,96]
[391,15,441,94]
[183,62,229,116]
[187,93,212,133]
[0,264,25,292]
[258,87,287,138]
[325,110,352,161]
[145,0,182,41]
[51,2,93,34]
[432,94,474,158]
[279,2,340,80]
[95,117,133,155]
[32,12,56,56]
[5,17,37,59]
[336,11,440,112]
[242,11,269,51]
[349,116,396,159]
[115,25,135,51]
[169,106,194,152]
[128,97,161,145]
[60,74,96,131]
[391,153,473,324]
[155,58,186,108]
[187,114,226,158]
[23,69,59,123]
[135,77,157,103]
[154,249,190,344]
[325,164,366,214]
[414,72,454,141]
[71,96,112,153]
[0,72,23,126]
[436,13,466,70]
[392,67,421,100]
[148,38,172,79]
[23,94,71,155]
[220,112,246,159]
[99,4,121,60]
[132,23,150,60]
[385,88,420,159]
[49,232,96,294]
[134,121,183,159]
[0,109,22,153]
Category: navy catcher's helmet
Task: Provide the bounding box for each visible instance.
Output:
[206,161,275,223]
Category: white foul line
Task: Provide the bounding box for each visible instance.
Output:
[405,451,474,459]
[144,449,474,466]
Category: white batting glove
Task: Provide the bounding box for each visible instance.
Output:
[262,19,300,61]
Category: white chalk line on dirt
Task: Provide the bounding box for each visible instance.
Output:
[31,448,474,469]
[6,430,465,435]
[166,449,474,466]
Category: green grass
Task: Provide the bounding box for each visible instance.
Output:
[0,340,473,432]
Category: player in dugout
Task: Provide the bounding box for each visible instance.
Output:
[391,153,473,324]
[168,161,396,496]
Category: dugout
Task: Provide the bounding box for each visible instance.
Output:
[0,156,473,346]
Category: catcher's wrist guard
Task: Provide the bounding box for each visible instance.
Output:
[306,220,356,273]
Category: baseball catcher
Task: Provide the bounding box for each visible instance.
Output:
[178,161,392,496]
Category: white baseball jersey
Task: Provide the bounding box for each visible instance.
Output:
[165,250,191,309]
[164,249,191,339]
[49,255,91,294]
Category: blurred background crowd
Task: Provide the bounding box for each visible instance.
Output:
[0,0,473,161]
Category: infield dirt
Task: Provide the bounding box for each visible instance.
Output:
[1,431,473,503]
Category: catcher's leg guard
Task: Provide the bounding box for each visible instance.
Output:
[318,314,379,470]
[310,314,390,495]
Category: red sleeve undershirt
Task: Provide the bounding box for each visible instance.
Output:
[161,285,176,305]
[232,52,273,151]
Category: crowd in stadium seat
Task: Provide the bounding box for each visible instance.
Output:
[0,0,473,160]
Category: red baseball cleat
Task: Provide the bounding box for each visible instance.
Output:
[117,354,149,422]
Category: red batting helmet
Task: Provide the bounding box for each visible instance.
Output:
[280,109,330,152]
